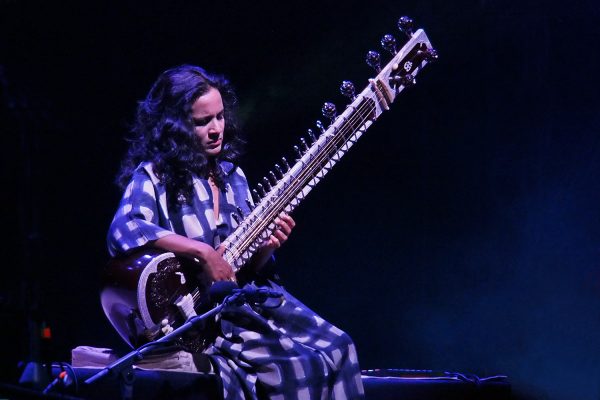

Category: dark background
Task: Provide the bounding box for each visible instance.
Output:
[2,0,599,399]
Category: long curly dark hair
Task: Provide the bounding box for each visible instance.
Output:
[116,65,244,201]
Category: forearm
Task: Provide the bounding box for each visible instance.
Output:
[152,234,236,282]
[153,234,214,264]
[248,247,276,272]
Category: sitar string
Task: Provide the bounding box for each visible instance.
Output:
[224,89,381,264]
[227,97,378,263]
[226,93,381,263]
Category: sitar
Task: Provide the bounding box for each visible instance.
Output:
[101,17,437,350]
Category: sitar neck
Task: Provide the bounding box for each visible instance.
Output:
[221,27,436,272]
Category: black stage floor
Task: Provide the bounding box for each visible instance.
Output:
[1,367,511,399]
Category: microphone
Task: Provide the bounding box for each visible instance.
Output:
[232,286,284,304]
[209,280,238,303]
[208,281,283,305]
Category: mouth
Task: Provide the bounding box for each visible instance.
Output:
[206,139,222,149]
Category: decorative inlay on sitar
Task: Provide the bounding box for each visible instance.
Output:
[101,16,437,349]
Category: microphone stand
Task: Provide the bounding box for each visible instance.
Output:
[85,293,243,399]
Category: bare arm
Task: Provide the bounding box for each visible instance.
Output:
[153,213,295,280]
[153,234,236,282]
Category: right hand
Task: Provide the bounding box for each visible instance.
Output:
[201,246,236,283]
[153,234,235,283]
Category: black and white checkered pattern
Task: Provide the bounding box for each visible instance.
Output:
[207,282,364,399]
[108,161,365,399]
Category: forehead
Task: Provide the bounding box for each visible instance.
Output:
[191,87,223,116]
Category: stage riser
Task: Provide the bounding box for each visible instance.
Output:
[17,367,508,400]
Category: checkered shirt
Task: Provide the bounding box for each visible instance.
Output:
[107,161,365,399]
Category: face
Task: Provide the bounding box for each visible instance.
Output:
[191,87,225,157]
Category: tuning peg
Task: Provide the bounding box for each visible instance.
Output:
[316,120,325,134]
[268,170,278,185]
[231,212,242,224]
[381,34,397,55]
[274,163,284,177]
[293,145,302,159]
[322,102,337,124]
[257,183,266,197]
[397,16,414,37]
[390,74,416,88]
[262,176,272,191]
[281,157,290,170]
[300,137,310,151]
[307,129,317,142]
[425,48,439,62]
[366,50,381,72]
[245,198,255,210]
[236,206,245,217]
[340,80,356,100]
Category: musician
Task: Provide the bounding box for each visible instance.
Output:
[107,65,364,399]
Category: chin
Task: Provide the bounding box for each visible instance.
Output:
[205,147,222,157]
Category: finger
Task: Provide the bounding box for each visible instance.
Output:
[273,229,288,243]
[274,218,292,236]
[264,237,274,247]
[215,272,236,282]
[279,213,295,228]
[269,235,281,248]
[223,266,236,281]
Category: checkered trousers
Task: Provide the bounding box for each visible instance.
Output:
[205,281,365,400]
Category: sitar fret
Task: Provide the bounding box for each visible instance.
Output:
[222,28,435,272]
[223,96,377,270]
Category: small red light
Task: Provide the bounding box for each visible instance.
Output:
[41,326,52,339]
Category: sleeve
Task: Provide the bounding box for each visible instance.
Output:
[107,169,174,256]
[231,166,254,214]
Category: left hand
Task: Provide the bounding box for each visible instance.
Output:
[250,213,296,271]
[263,213,296,251]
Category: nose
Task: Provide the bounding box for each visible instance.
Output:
[207,117,223,134]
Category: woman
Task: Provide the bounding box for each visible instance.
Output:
[107,65,365,399]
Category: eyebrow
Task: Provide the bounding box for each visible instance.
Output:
[192,109,225,125]
[193,109,224,119]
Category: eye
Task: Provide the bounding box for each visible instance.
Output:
[216,111,225,120]
[193,117,211,127]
